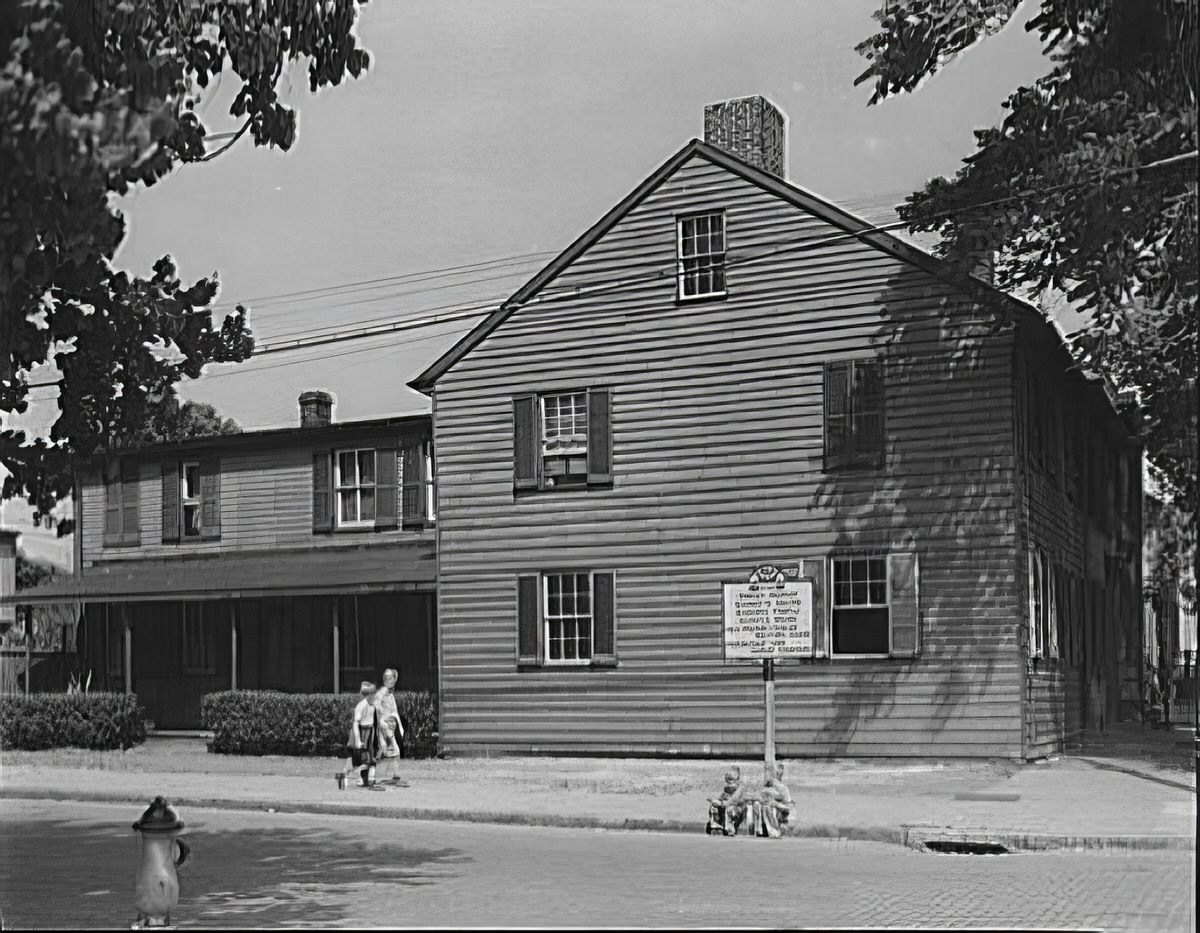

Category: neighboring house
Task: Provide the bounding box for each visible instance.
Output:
[9,392,437,728]
[411,96,1142,759]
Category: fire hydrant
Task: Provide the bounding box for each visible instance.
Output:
[130,796,190,929]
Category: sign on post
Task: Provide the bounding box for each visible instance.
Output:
[722,571,814,660]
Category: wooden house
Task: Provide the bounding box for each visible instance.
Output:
[410,96,1142,759]
[10,392,437,728]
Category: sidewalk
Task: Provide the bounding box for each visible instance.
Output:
[2,725,1195,853]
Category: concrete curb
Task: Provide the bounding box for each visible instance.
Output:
[4,789,1188,852]
[1071,756,1197,794]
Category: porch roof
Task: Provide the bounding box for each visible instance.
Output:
[4,541,436,605]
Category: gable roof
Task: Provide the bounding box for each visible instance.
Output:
[409,137,991,394]
[407,138,1132,441]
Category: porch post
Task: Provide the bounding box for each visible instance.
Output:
[123,610,132,696]
[230,603,238,690]
[332,598,340,695]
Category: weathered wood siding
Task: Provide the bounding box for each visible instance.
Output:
[432,156,1025,758]
[1012,323,1142,754]
[79,428,434,570]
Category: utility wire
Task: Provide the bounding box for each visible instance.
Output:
[19,151,1196,389]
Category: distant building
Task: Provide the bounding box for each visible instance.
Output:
[410,96,1142,759]
[10,392,436,728]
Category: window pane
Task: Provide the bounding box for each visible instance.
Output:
[359,451,375,485]
[869,580,887,605]
[832,606,890,654]
[359,489,375,521]
[851,581,868,604]
[338,452,356,485]
[339,491,357,523]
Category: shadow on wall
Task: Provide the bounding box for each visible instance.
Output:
[807,264,1015,755]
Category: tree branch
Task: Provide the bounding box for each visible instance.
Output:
[197,117,252,162]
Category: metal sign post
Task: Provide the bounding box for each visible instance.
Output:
[763,657,775,782]
[722,563,812,783]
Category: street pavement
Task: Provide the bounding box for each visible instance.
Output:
[1,722,1195,853]
[0,799,1194,930]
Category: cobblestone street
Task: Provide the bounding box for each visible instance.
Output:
[1,800,1193,930]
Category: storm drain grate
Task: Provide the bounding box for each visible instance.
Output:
[924,840,1009,855]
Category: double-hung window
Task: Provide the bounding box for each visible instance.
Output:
[160,458,220,543]
[677,212,726,300]
[545,572,593,663]
[831,555,890,655]
[517,571,616,668]
[542,392,589,486]
[336,449,376,527]
[513,388,611,492]
[823,551,920,658]
[181,462,201,537]
[824,359,885,470]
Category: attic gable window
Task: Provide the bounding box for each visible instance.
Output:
[677,212,726,300]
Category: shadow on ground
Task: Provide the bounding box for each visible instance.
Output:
[0,816,467,929]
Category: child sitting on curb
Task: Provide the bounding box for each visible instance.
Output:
[706,766,748,836]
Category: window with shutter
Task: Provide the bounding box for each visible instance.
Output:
[375,447,399,530]
[104,458,140,547]
[517,571,616,669]
[515,388,614,493]
[161,461,181,544]
[198,458,221,541]
[401,438,434,528]
[313,450,333,533]
[799,557,828,659]
[824,360,884,471]
[103,459,123,547]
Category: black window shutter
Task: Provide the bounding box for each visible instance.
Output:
[375,447,399,529]
[888,551,920,658]
[313,450,333,533]
[855,361,885,467]
[401,439,426,527]
[161,461,180,543]
[586,388,612,485]
[104,460,122,546]
[800,557,827,658]
[121,460,140,546]
[513,395,538,491]
[199,458,221,541]
[823,362,850,471]
[517,574,540,665]
[592,571,616,665]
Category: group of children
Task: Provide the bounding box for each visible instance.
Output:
[341,668,407,790]
[705,762,795,838]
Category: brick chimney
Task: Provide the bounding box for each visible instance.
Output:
[703,96,788,179]
[299,390,334,428]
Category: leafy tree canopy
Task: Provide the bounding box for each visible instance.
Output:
[855,0,1197,532]
[16,553,56,591]
[1,0,371,532]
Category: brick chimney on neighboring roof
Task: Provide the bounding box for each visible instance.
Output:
[299,390,334,428]
[703,96,788,179]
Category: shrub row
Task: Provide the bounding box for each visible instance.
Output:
[0,692,148,751]
[201,689,438,759]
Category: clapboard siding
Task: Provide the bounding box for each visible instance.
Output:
[80,426,434,571]
[430,155,1025,758]
[1011,321,1143,753]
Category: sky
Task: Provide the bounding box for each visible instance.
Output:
[3,0,1054,565]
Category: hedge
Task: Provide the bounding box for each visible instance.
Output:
[0,692,149,751]
[201,689,438,758]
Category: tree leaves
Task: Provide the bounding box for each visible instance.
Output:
[855,0,1197,531]
[1,0,371,531]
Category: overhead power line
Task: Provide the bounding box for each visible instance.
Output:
[19,151,1196,390]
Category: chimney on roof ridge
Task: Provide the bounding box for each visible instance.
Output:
[299,390,334,428]
[703,96,788,179]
